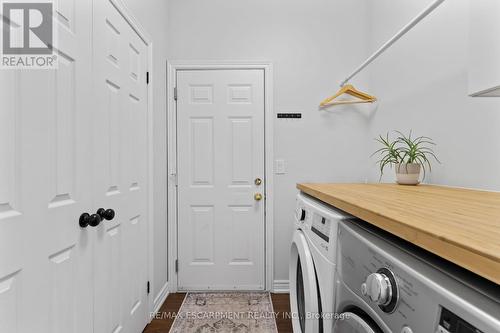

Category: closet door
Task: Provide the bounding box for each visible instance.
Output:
[92,1,150,332]
[0,0,94,332]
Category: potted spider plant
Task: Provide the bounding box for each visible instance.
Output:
[372,131,440,185]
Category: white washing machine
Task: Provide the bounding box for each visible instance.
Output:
[333,219,500,333]
[290,193,357,333]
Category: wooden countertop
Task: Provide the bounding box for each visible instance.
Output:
[297,183,500,284]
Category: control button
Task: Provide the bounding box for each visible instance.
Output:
[401,326,413,333]
[361,283,367,296]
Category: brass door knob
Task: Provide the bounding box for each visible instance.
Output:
[254,193,263,201]
[255,178,262,186]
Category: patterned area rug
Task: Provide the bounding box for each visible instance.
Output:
[169,292,278,333]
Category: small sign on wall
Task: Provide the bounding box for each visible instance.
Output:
[277,113,302,119]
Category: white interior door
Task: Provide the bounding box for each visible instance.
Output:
[0,0,94,332]
[92,1,150,332]
[177,69,265,290]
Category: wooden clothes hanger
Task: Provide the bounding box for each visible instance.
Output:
[319,84,377,107]
[318,0,446,109]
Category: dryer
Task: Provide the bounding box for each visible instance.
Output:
[333,219,500,333]
[290,193,356,333]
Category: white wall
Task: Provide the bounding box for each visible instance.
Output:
[121,0,169,302]
[367,0,500,190]
[167,0,372,281]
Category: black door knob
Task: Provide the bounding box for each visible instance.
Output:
[79,213,102,228]
[88,214,102,227]
[79,213,90,228]
[96,208,115,221]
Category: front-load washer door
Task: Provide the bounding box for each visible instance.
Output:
[332,312,383,333]
[290,230,320,333]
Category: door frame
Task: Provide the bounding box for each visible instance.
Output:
[105,0,155,315]
[167,61,275,292]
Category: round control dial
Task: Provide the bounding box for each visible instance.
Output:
[361,268,399,313]
[295,208,306,222]
[362,273,392,305]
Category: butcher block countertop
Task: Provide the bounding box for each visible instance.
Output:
[297,183,500,285]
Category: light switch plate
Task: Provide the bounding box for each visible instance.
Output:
[275,159,286,174]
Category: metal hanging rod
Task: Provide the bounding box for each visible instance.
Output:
[340,0,446,87]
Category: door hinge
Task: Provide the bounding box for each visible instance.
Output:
[146,71,150,85]
[175,259,179,273]
[147,281,150,294]
[173,87,178,101]
[170,173,178,186]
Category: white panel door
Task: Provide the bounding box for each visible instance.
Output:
[92,1,150,332]
[177,69,265,290]
[0,0,94,332]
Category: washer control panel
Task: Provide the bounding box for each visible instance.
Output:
[339,225,435,328]
[436,307,484,333]
[296,193,347,262]
[311,213,331,243]
[337,222,500,333]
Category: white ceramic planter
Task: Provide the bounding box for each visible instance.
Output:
[395,163,421,185]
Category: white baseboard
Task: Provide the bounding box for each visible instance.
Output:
[153,281,170,313]
[272,280,289,293]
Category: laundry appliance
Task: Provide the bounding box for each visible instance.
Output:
[333,219,500,333]
[290,193,357,333]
